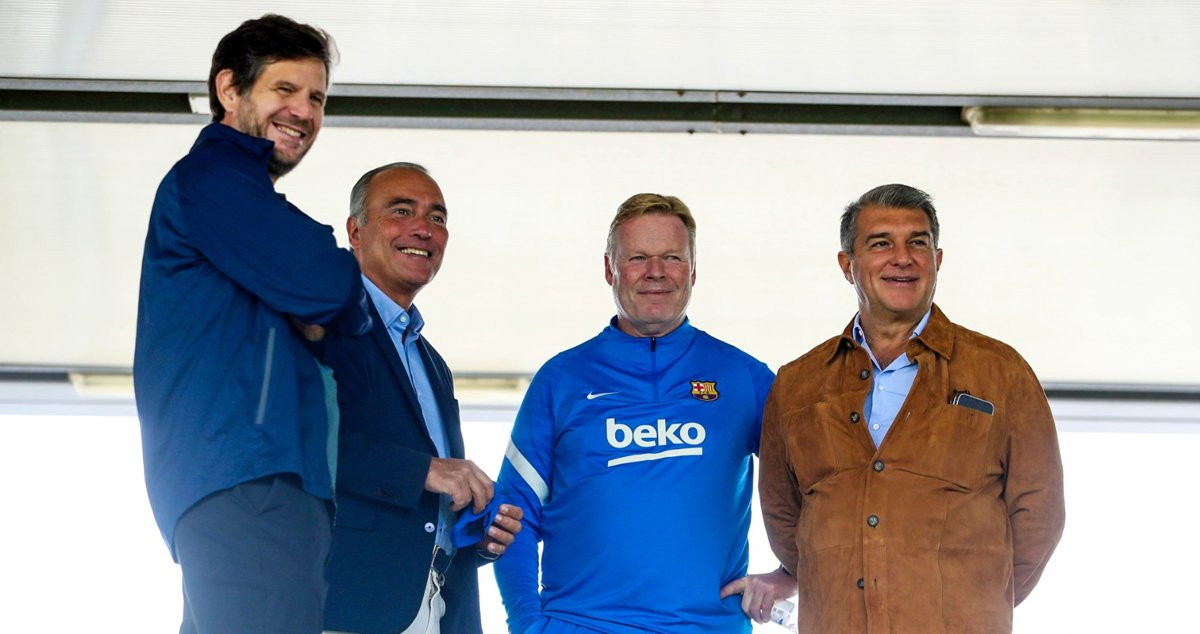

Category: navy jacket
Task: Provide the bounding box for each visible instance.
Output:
[320,298,486,634]
[134,123,369,556]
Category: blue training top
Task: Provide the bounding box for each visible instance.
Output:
[495,318,774,633]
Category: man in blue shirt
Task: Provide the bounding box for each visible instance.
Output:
[134,15,371,634]
[319,163,524,634]
[494,193,794,633]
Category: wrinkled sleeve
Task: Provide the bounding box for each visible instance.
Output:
[493,366,557,633]
[178,156,369,335]
[758,373,802,576]
[1002,356,1066,605]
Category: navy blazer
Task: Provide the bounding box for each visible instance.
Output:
[321,298,485,634]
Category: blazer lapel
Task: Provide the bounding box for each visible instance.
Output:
[416,338,465,460]
[365,297,426,431]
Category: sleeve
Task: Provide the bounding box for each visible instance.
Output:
[748,357,777,455]
[493,365,558,634]
[1001,356,1066,605]
[758,373,802,576]
[178,154,370,334]
[335,426,434,510]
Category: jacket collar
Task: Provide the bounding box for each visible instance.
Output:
[831,303,955,362]
[196,122,275,165]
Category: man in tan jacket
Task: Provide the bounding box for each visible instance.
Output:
[759,183,1065,633]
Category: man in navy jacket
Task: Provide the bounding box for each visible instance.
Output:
[134,15,370,634]
[319,163,523,634]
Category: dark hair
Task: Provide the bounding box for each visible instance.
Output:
[840,183,940,253]
[207,14,337,122]
[349,162,430,225]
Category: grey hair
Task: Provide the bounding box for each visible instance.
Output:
[840,183,940,254]
[349,162,429,225]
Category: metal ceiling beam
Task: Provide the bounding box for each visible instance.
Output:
[5,77,1200,135]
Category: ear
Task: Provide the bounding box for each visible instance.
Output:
[604,254,615,287]
[837,251,854,284]
[935,247,943,271]
[346,216,361,251]
[214,68,242,125]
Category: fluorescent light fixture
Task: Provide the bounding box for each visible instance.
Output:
[963,106,1200,141]
[69,372,133,397]
[188,93,209,115]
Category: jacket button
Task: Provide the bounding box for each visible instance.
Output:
[849,411,861,423]
[424,522,435,533]
[873,460,885,472]
[856,578,865,589]
[867,514,879,528]
[859,369,870,380]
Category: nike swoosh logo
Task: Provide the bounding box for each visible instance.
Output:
[586,391,618,400]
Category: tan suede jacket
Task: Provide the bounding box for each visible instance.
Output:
[760,305,1065,633]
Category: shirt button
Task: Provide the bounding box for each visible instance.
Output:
[873,460,885,472]
[859,369,870,380]
[856,578,865,589]
[872,423,880,430]
[849,411,861,423]
[424,522,435,533]
[867,514,879,528]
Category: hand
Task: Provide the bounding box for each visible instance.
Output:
[479,504,524,557]
[719,566,796,624]
[425,457,494,512]
[288,316,326,342]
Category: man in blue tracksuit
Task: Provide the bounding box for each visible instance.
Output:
[133,15,370,633]
[494,193,796,633]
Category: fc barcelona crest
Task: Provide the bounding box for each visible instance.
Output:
[690,380,719,402]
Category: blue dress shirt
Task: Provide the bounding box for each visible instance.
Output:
[853,310,932,448]
[362,277,456,552]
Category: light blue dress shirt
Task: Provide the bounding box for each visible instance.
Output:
[853,310,932,448]
[362,277,456,553]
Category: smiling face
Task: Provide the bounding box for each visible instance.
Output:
[216,57,326,180]
[605,213,695,338]
[838,205,942,327]
[348,168,448,309]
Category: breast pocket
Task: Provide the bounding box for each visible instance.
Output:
[781,398,869,492]
[904,403,999,489]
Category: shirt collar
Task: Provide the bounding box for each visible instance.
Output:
[362,275,424,339]
[835,303,954,362]
[851,308,932,346]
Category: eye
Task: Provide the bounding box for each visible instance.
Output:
[430,212,448,225]
[868,239,890,250]
[665,255,682,262]
[392,207,411,216]
[910,238,929,248]
[310,94,325,106]
[630,255,647,262]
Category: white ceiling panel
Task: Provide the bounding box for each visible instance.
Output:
[1,0,1198,97]
[1,119,1197,385]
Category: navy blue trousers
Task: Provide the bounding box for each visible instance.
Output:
[175,474,331,634]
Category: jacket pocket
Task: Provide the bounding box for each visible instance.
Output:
[254,326,277,425]
[907,403,998,489]
[783,400,861,491]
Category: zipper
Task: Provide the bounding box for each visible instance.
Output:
[254,327,277,425]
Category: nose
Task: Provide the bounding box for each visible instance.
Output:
[410,217,433,239]
[644,256,667,278]
[288,92,316,121]
[890,243,913,266]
